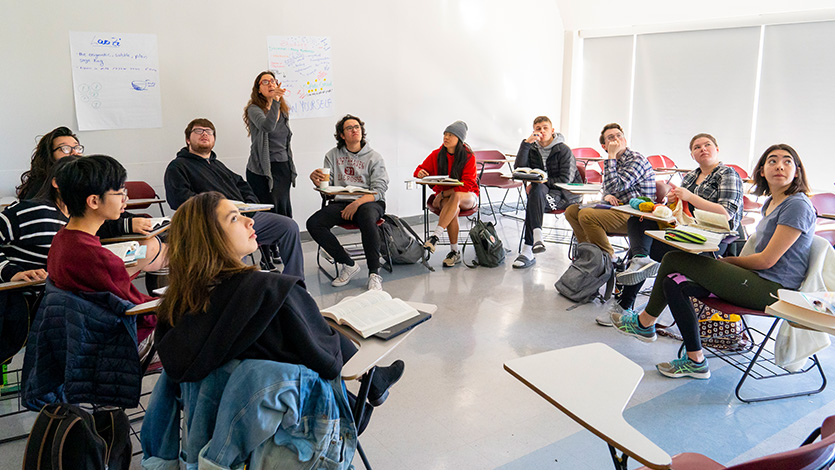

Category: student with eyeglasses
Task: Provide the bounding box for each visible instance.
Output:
[46,155,162,345]
[16,126,84,200]
[243,71,297,219]
[164,118,304,278]
[15,126,169,241]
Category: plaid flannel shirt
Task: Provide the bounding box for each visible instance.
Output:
[602,148,656,203]
[680,163,744,231]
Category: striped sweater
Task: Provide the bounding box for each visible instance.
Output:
[0,200,67,282]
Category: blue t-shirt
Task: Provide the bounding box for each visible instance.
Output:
[754,193,816,289]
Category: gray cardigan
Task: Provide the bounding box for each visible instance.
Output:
[246,102,297,189]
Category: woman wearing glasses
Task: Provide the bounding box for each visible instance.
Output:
[243,71,297,218]
[17,126,84,200]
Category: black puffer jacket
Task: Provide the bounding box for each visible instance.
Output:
[22,279,142,410]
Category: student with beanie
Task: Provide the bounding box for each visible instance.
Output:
[414,121,478,267]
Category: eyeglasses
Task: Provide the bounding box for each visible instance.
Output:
[106,190,128,201]
[604,133,624,142]
[53,144,84,155]
[260,79,278,86]
[343,125,361,132]
[191,128,215,136]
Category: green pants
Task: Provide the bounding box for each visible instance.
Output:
[645,251,784,317]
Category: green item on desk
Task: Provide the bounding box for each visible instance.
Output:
[664,229,706,244]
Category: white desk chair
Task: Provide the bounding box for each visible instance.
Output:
[328,300,436,470]
[504,343,672,470]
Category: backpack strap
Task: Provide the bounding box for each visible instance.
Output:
[388,214,434,272]
[462,229,480,269]
[24,404,66,470]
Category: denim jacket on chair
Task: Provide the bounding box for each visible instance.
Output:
[141,359,357,470]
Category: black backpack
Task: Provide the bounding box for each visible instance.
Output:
[379,214,431,269]
[554,243,614,303]
[464,219,506,267]
[23,403,131,470]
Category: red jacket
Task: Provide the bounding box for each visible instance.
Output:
[414,146,479,195]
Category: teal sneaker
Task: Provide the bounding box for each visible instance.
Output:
[612,312,657,343]
[656,356,711,379]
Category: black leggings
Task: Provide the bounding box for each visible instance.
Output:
[645,251,784,352]
[618,217,728,310]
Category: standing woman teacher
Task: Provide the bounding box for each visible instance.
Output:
[243,70,297,218]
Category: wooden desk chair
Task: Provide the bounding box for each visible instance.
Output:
[125,181,166,216]
[693,234,834,403]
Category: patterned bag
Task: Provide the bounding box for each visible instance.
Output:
[658,297,750,351]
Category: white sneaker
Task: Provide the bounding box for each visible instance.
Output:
[367,273,383,291]
[331,263,361,287]
[595,299,627,327]
[616,256,660,286]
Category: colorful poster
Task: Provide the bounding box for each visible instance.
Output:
[267,36,334,119]
[69,32,162,130]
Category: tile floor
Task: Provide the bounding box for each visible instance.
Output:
[2,209,833,469]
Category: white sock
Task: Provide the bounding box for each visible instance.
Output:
[533,228,543,244]
[451,243,460,253]
[521,244,534,259]
[433,226,444,239]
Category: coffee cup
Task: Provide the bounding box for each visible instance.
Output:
[319,168,330,189]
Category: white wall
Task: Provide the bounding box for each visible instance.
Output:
[0,0,565,222]
[554,0,835,33]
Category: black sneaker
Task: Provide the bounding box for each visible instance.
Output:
[424,235,439,253]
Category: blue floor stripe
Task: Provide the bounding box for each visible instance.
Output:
[500,360,835,469]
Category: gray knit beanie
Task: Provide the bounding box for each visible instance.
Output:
[444,120,468,142]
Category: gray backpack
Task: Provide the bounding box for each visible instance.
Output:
[379,214,428,266]
[554,243,614,303]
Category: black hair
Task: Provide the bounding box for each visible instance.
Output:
[437,140,473,180]
[17,126,79,199]
[55,154,127,218]
[334,114,367,149]
[32,155,80,204]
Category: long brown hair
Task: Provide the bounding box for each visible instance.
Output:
[157,192,256,326]
[243,70,289,136]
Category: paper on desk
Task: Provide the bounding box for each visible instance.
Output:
[778,290,835,315]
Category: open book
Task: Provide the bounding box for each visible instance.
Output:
[231,201,274,212]
[321,290,421,338]
[103,241,146,263]
[148,217,170,231]
[778,290,835,315]
[512,167,547,181]
[420,175,460,184]
[319,185,376,194]
[688,209,734,234]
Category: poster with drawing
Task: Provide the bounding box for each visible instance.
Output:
[69,32,162,130]
[267,36,334,119]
